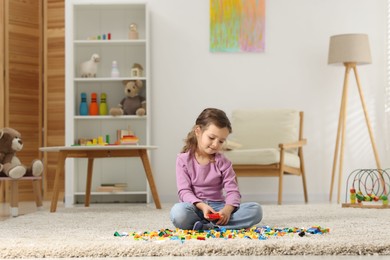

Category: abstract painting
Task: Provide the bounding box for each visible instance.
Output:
[210,0,265,53]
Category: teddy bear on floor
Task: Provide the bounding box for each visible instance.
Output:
[110,80,146,116]
[0,127,43,179]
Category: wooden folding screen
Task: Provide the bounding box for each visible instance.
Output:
[42,0,65,201]
[1,0,42,201]
[0,0,65,202]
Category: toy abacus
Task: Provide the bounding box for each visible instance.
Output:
[342,169,390,208]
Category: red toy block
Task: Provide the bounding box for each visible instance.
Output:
[207,213,220,220]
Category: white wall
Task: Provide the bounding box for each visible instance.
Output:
[147,0,388,204]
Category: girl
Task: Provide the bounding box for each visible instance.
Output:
[170,108,262,230]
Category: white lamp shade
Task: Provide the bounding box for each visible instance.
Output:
[328,34,372,65]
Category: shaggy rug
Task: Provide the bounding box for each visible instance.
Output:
[0,203,389,258]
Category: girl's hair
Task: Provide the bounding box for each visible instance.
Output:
[181,108,232,154]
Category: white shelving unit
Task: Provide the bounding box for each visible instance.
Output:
[65,0,150,206]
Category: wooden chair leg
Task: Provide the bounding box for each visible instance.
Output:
[32,179,43,208]
[301,171,308,203]
[278,172,283,205]
[10,180,19,217]
[0,180,4,202]
[278,150,286,205]
[299,149,308,203]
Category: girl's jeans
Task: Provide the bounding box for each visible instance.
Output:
[170,201,263,230]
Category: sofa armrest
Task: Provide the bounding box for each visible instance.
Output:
[278,139,307,150]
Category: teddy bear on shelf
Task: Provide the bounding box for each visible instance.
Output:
[0,127,43,179]
[109,80,146,116]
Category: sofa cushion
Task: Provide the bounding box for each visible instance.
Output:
[230,109,300,154]
[224,148,301,168]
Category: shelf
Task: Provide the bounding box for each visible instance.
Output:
[73,2,146,10]
[66,0,150,206]
[75,191,147,196]
[74,39,146,45]
[74,115,146,120]
[74,77,146,82]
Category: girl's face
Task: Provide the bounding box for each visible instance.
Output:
[195,123,229,156]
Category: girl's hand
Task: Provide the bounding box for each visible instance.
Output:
[202,206,217,219]
[216,205,235,226]
[195,202,217,218]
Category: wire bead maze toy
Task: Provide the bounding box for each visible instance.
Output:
[342,169,390,208]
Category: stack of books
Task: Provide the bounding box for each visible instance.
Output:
[97,183,127,192]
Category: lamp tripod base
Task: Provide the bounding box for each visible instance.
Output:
[329,62,383,203]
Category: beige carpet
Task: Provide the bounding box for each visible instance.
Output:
[0,203,389,258]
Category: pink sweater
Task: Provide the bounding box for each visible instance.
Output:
[175,152,241,207]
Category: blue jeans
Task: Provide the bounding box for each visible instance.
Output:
[170,201,263,230]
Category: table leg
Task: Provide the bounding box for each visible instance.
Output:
[85,158,94,207]
[51,151,66,212]
[138,149,161,209]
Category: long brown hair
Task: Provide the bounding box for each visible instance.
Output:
[181,108,232,155]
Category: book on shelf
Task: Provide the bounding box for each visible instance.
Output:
[101,183,128,187]
[97,183,127,192]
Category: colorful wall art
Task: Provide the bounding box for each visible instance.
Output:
[210,0,265,53]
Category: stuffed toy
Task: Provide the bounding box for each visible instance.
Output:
[79,53,100,78]
[0,127,43,179]
[110,80,146,116]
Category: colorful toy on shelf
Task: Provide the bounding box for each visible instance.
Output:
[79,92,88,115]
[97,136,106,145]
[111,61,120,78]
[87,33,111,41]
[77,135,109,146]
[89,93,99,115]
[115,128,139,145]
[342,169,390,208]
[117,129,133,140]
[99,93,108,115]
[128,23,138,39]
[131,63,143,77]
[119,135,139,145]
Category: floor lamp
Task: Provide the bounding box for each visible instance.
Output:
[328,34,382,203]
